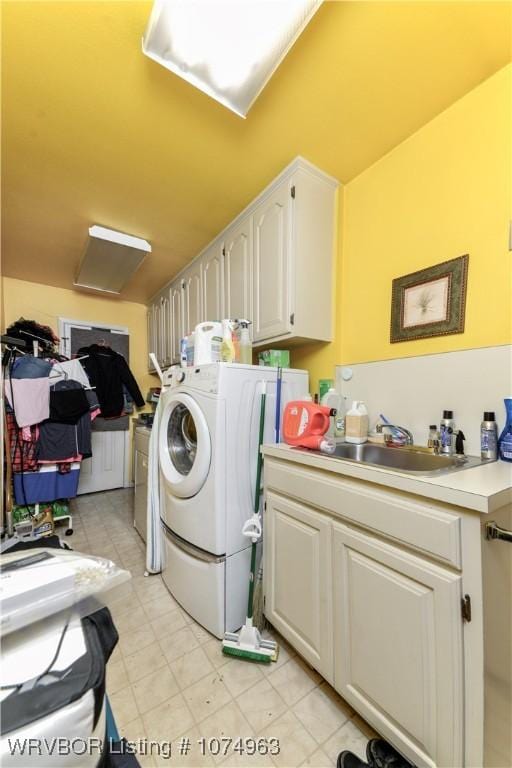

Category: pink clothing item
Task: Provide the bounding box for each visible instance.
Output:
[4,377,50,427]
[38,455,82,464]
[22,425,39,441]
[90,408,101,421]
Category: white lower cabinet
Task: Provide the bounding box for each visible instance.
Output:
[332,521,464,768]
[265,492,333,681]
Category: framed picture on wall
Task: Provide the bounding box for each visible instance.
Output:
[390,254,469,343]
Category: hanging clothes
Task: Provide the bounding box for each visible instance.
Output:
[77,344,145,418]
[38,381,99,462]
[48,379,90,424]
[5,411,39,473]
[49,358,91,388]
[4,377,50,427]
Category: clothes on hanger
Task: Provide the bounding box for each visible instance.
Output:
[4,377,50,427]
[50,358,91,388]
[77,343,145,418]
[5,412,39,473]
[11,356,52,379]
[6,318,59,356]
[49,379,90,424]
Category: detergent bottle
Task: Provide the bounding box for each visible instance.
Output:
[345,401,369,444]
[498,397,512,462]
[283,401,337,454]
[238,320,252,364]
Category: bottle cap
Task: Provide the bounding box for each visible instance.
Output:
[443,410,453,419]
[429,425,437,430]
[483,411,495,421]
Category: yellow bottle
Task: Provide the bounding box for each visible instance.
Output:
[221,319,235,363]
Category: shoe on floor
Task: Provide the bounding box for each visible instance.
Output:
[366,739,416,768]
[337,750,370,768]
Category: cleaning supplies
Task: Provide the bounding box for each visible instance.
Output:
[498,398,512,462]
[282,401,337,453]
[221,319,235,363]
[320,387,342,437]
[481,412,498,461]
[194,322,222,365]
[440,410,455,455]
[258,349,290,368]
[319,378,334,402]
[222,383,278,663]
[334,396,346,439]
[238,320,252,364]
[345,401,369,444]
[428,425,440,452]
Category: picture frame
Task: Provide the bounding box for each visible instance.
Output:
[390,254,469,343]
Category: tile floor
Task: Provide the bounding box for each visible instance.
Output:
[67,489,377,768]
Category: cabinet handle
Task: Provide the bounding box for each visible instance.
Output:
[486,521,512,543]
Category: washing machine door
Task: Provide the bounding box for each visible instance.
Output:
[159,392,211,498]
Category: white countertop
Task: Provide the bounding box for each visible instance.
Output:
[261,444,512,514]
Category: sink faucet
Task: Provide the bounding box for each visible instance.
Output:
[376,423,414,446]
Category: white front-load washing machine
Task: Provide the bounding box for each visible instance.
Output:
[158,363,308,638]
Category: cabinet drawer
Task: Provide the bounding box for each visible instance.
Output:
[265,459,462,569]
[135,429,150,454]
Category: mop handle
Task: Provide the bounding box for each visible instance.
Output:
[248,386,267,618]
[275,367,282,443]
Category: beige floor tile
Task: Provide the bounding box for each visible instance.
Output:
[109,685,139,728]
[132,665,180,715]
[292,685,352,744]
[236,679,287,733]
[160,626,200,663]
[300,748,332,767]
[260,640,294,677]
[152,608,187,639]
[188,622,214,645]
[124,640,169,684]
[143,592,179,622]
[221,752,275,768]
[107,657,130,695]
[133,575,169,600]
[260,711,317,768]
[119,625,157,657]
[218,658,265,698]
[203,639,232,670]
[120,716,157,766]
[115,604,149,634]
[267,658,319,707]
[171,646,215,690]
[182,671,232,724]
[199,701,254,764]
[323,718,370,764]
[155,728,214,768]
[143,691,195,742]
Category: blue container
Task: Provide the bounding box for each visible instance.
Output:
[498,398,512,462]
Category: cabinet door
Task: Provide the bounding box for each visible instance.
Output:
[183,261,202,336]
[152,301,162,367]
[265,492,333,680]
[147,306,155,372]
[332,521,464,768]
[252,185,291,342]
[160,294,171,367]
[223,216,252,325]
[202,241,223,322]
[134,449,148,542]
[170,281,184,364]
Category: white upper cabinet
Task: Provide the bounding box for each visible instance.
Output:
[160,292,171,367]
[170,280,184,364]
[223,215,252,326]
[202,240,223,323]
[252,185,290,342]
[147,157,338,355]
[182,260,202,337]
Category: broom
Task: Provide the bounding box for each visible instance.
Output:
[222,383,278,663]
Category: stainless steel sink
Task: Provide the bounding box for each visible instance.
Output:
[307,442,487,476]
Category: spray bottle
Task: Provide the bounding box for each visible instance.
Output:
[238,320,252,365]
[221,319,235,363]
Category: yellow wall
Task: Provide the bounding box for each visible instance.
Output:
[294,63,512,392]
[2,276,153,481]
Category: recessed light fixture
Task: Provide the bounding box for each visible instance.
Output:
[142,0,322,118]
[74,225,151,294]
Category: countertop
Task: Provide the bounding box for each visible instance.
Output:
[261,444,512,514]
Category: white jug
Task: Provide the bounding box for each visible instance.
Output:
[193,322,222,365]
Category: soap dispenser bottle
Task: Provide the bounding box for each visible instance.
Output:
[238,320,252,365]
[221,319,235,363]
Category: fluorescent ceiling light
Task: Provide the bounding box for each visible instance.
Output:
[142,0,322,118]
[74,225,151,294]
